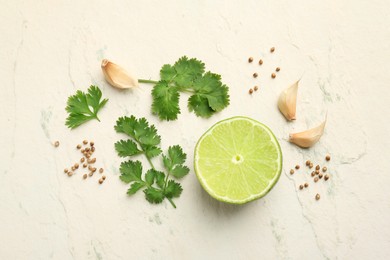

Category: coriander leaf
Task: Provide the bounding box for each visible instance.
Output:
[65,85,108,129]
[171,165,190,179]
[151,81,180,121]
[188,94,214,118]
[160,64,176,82]
[191,72,230,112]
[119,160,143,183]
[164,180,183,198]
[168,145,186,165]
[145,147,162,158]
[145,169,157,186]
[172,56,205,87]
[127,182,145,195]
[144,187,165,204]
[115,140,141,157]
[155,171,166,189]
[115,116,137,136]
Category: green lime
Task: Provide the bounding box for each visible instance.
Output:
[194,116,282,204]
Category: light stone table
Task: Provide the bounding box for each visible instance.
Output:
[1,1,390,259]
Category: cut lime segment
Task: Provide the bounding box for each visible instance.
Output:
[194,116,282,204]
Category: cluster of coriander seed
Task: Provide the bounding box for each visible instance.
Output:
[63,140,106,184]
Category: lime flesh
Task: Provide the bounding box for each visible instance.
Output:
[194,116,282,204]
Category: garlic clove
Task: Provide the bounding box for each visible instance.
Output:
[278,80,299,121]
[289,118,326,148]
[101,59,139,89]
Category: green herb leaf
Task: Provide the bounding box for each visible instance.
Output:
[163,145,189,179]
[115,140,141,157]
[119,161,143,183]
[151,81,180,121]
[65,85,108,129]
[144,187,165,204]
[164,180,183,198]
[127,182,145,195]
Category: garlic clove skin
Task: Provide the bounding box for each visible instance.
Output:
[278,80,299,121]
[289,119,326,148]
[101,59,139,89]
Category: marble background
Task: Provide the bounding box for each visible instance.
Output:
[1,0,389,259]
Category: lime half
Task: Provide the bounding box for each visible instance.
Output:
[194,116,282,204]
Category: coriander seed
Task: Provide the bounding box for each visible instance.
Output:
[80,157,85,163]
[322,166,327,172]
[326,155,331,161]
[314,177,319,182]
[81,149,85,153]
[83,174,87,179]
[295,165,300,170]
[311,171,315,177]
[91,167,96,173]
[90,158,96,164]
[315,194,320,200]
[254,86,258,91]
[248,57,253,63]
[315,165,320,170]
[290,169,294,175]
[99,168,104,174]
[324,174,329,181]
[88,172,93,177]
[259,59,263,65]
[253,73,258,78]
[249,89,253,94]
[270,47,275,53]
[71,166,76,171]
[90,141,94,146]
[306,160,310,166]
[102,175,106,180]
[304,183,309,188]
[299,184,303,190]
[83,163,87,168]
[74,163,79,169]
[76,144,81,149]
[54,141,60,147]
[68,172,73,177]
[91,147,95,152]
[271,73,276,79]
[83,140,88,145]
[315,170,320,175]
[276,67,280,72]
[99,178,104,184]
[319,173,323,179]
[88,165,93,171]
[309,163,313,168]
[64,168,68,173]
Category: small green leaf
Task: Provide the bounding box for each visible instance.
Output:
[151,81,180,121]
[145,169,157,186]
[127,182,145,195]
[155,171,166,189]
[164,180,183,198]
[144,187,165,204]
[145,146,162,158]
[119,160,143,183]
[115,140,141,157]
[171,165,190,179]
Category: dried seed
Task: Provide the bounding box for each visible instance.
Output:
[64,168,69,173]
[319,173,323,179]
[102,175,106,180]
[249,88,254,94]
[99,178,104,184]
[258,59,263,65]
[324,174,329,181]
[315,165,320,170]
[290,169,294,175]
[91,167,97,173]
[276,67,280,72]
[315,170,320,175]
[271,73,276,79]
[304,183,309,188]
[309,163,313,168]
[68,172,73,177]
[248,57,253,63]
[254,86,258,91]
[54,141,60,147]
[322,166,327,172]
[86,154,90,159]
[270,47,275,53]
[88,172,93,177]
[295,165,300,170]
[90,158,96,164]
[83,163,87,168]
[81,149,85,153]
[299,184,303,190]
[71,166,76,171]
[306,160,310,166]
[80,157,85,163]
[253,73,258,78]
[99,168,104,174]
[315,194,320,200]
[91,147,95,152]
[88,165,93,171]
[326,155,331,161]
[85,147,90,152]
[314,177,319,182]
[90,141,94,146]
[311,171,315,177]
[76,144,82,149]
[74,163,79,169]
[83,174,87,179]
[83,140,88,145]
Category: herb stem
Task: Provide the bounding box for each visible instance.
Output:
[167,198,176,208]
[138,79,159,84]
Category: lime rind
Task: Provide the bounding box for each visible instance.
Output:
[194,116,283,204]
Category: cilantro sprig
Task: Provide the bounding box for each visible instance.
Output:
[115,116,190,208]
[65,86,108,129]
[139,56,230,120]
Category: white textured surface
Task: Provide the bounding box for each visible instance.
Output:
[1,1,390,259]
